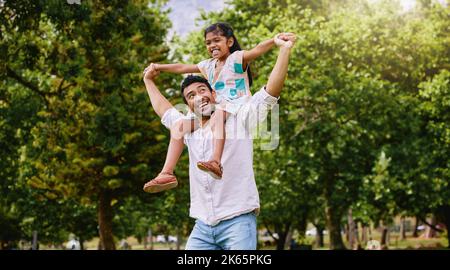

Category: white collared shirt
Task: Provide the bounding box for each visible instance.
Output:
[161,87,278,226]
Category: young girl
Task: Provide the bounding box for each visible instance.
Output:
[143,22,288,193]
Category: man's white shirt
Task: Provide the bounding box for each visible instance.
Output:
[161,87,278,226]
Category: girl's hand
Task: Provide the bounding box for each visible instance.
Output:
[274,33,296,48]
[143,63,160,81]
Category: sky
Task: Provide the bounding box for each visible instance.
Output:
[165,0,226,38]
[166,0,447,38]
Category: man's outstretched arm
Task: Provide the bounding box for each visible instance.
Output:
[265,33,296,98]
[143,64,174,118]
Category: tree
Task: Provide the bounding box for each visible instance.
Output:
[2,0,172,249]
[417,70,450,247]
[181,0,450,249]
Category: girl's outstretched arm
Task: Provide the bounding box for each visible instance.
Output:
[242,37,276,69]
[154,63,200,74]
[243,33,295,70]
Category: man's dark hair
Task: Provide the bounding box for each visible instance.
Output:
[180,75,213,103]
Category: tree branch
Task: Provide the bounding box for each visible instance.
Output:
[57,77,76,92]
[263,221,279,241]
[57,77,66,92]
[6,66,49,106]
[419,216,445,233]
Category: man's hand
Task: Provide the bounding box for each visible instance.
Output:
[143,63,160,82]
[265,33,295,98]
[142,63,173,118]
[274,33,296,49]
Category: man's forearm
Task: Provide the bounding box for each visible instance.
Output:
[144,79,173,118]
[266,47,291,98]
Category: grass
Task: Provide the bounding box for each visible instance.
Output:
[82,237,184,250]
[40,230,448,250]
[302,231,448,250]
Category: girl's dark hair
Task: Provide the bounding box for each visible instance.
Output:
[204,22,253,87]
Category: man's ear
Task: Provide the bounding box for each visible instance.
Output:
[211,90,217,102]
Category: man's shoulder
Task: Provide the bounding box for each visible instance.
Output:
[161,108,185,129]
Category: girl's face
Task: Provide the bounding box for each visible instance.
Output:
[205,31,233,60]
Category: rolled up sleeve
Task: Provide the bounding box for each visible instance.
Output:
[238,86,279,131]
[161,108,184,130]
[249,86,279,107]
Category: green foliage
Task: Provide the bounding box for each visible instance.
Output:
[175,0,450,248]
[1,0,178,247]
[1,0,449,249]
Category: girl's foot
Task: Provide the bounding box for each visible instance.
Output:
[143,172,178,193]
[197,160,223,179]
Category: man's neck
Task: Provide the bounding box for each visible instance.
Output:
[200,116,211,126]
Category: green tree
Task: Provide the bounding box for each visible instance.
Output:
[2,0,172,249]
[417,70,450,247]
[178,0,450,249]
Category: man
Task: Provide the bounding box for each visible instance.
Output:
[142,33,295,250]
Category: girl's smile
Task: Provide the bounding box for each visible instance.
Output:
[205,32,233,60]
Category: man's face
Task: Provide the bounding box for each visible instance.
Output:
[183,82,216,117]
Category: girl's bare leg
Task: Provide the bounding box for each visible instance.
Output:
[144,118,198,193]
[196,109,228,179]
[211,109,227,163]
[160,119,197,173]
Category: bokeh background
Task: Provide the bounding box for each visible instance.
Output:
[1,0,449,250]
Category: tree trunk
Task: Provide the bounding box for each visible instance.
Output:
[323,170,346,250]
[315,224,325,248]
[149,229,154,250]
[354,222,360,249]
[143,234,148,250]
[32,231,38,250]
[437,206,450,248]
[361,223,368,246]
[425,215,437,238]
[176,229,181,250]
[79,237,84,250]
[325,205,346,250]
[275,223,290,250]
[346,226,351,247]
[399,216,406,240]
[347,208,355,249]
[284,228,293,250]
[413,216,420,237]
[297,215,308,238]
[380,222,389,248]
[295,214,308,249]
[98,190,116,250]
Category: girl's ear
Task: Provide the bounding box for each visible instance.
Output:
[227,37,234,48]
